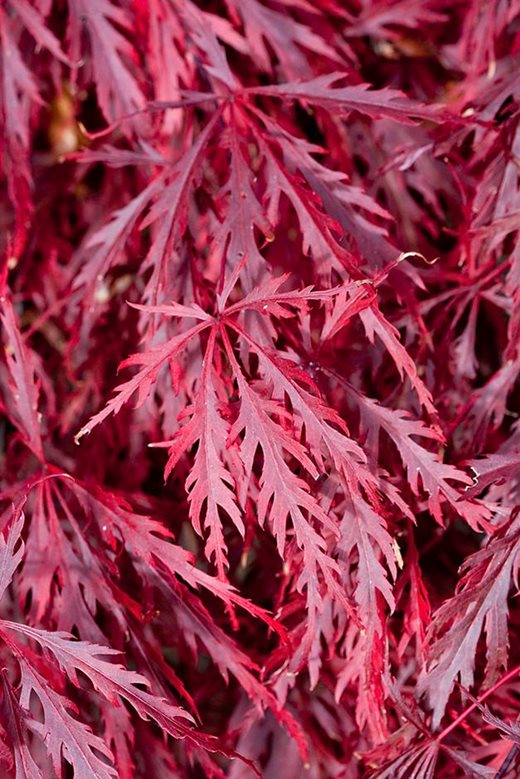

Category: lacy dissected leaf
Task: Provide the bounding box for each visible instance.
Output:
[75,319,210,440]
[259,132,360,278]
[394,528,431,660]
[101,705,135,779]
[0,296,43,458]
[0,500,25,605]
[210,115,274,299]
[466,449,520,502]
[476,702,520,745]
[226,337,343,609]
[248,73,443,124]
[345,0,447,39]
[224,0,343,78]
[73,177,163,302]
[15,656,116,779]
[333,489,398,741]
[63,479,285,637]
[373,739,495,779]
[66,0,145,123]
[161,329,243,578]
[139,110,223,304]
[138,0,193,134]
[2,624,208,748]
[165,581,307,756]
[348,386,490,530]
[0,1,66,255]
[373,740,440,779]
[418,512,520,728]
[458,357,520,453]
[20,480,128,641]
[245,106,397,274]
[359,305,437,415]
[338,491,397,622]
[441,0,517,78]
[222,305,371,613]
[77,280,371,614]
[72,108,221,309]
[179,0,239,90]
[1,0,519,774]
[1,675,46,779]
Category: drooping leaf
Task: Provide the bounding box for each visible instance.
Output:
[248,73,444,124]
[0,500,25,605]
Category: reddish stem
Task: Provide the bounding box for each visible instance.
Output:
[437,665,520,743]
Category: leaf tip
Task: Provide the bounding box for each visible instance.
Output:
[74,427,90,445]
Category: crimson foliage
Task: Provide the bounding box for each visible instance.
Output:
[0,1,519,776]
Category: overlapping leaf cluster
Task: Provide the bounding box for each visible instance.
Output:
[0,0,519,776]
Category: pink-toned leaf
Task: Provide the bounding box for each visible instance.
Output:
[0,500,26,605]
[248,73,443,124]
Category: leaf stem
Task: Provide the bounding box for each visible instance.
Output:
[437,665,520,742]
